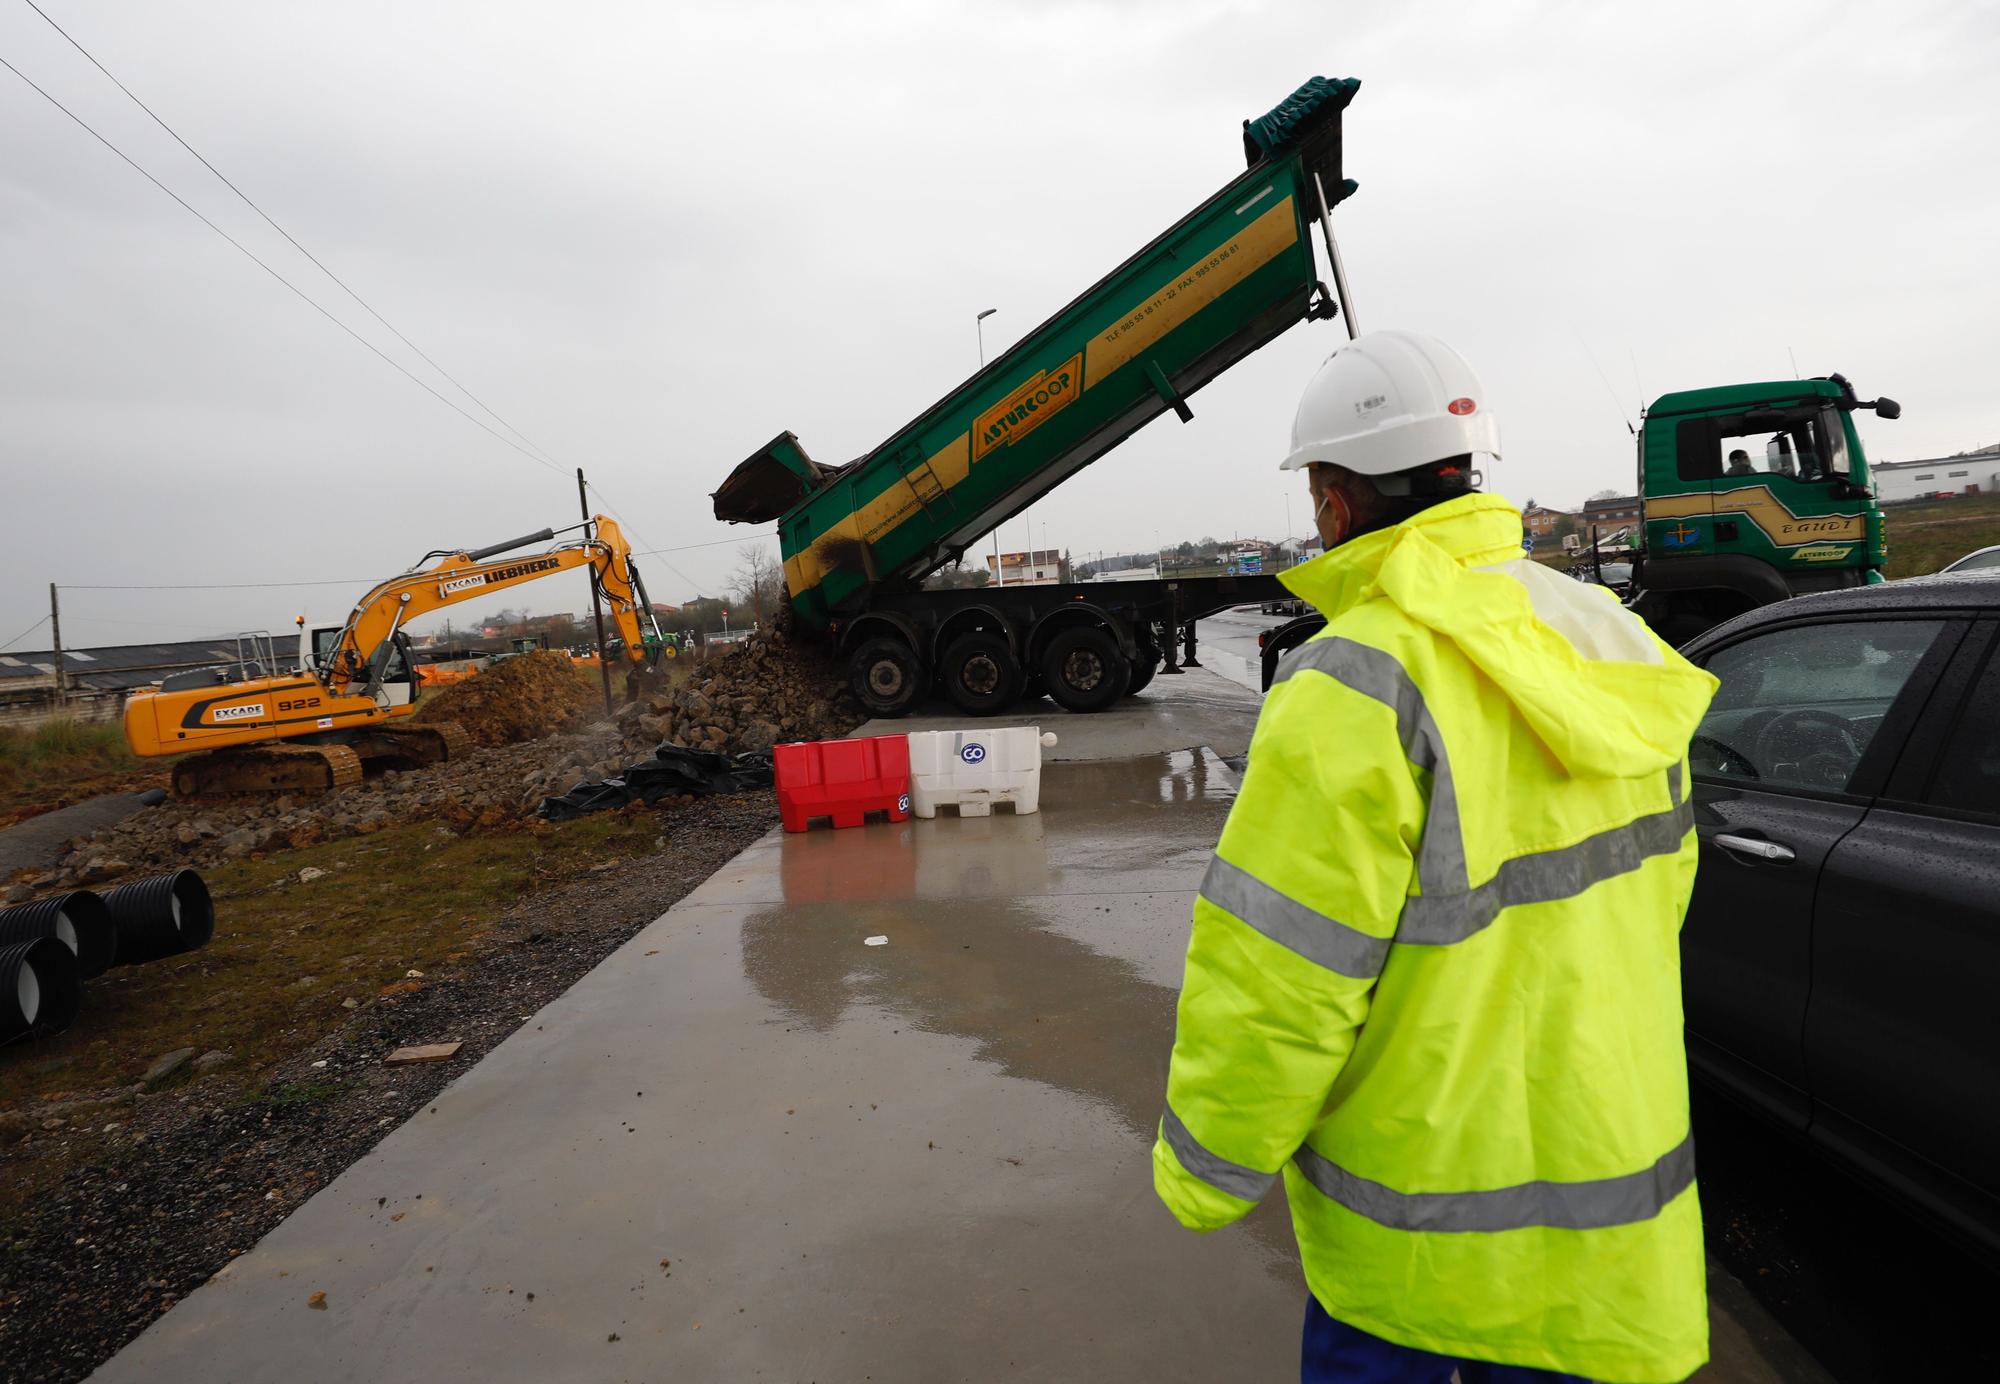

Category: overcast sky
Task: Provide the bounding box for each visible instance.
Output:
[4,0,1995,650]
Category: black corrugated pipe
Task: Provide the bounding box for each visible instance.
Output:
[0,891,117,978]
[101,871,214,966]
[0,937,82,1043]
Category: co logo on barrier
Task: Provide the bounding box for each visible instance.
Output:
[960,742,987,765]
[896,793,911,813]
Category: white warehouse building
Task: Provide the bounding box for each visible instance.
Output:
[1872,449,2000,503]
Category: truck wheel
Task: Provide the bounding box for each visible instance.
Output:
[1124,649,1160,697]
[849,636,926,717]
[939,633,1023,717]
[1040,627,1129,713]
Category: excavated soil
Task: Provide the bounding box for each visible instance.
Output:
[620,626,862,755]
[412,650,598,747]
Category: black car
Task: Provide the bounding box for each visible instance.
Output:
[1679,572,2000,1257]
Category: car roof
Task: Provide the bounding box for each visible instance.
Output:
[1689,571,2000,649]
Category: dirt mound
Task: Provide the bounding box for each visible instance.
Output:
[616,625,862,758]
[414,651,598,747]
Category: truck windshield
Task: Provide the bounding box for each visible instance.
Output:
[1676,406,1847,484]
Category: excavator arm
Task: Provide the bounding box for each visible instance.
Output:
[324,515,657,697]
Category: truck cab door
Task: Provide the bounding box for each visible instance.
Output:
[1705,407,1869,578]
[1640,415,1716,559]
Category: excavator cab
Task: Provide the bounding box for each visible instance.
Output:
[310,625,417,706]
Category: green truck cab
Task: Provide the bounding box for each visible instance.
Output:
[1628,372,1900,643]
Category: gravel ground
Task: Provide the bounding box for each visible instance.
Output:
[0,792,777,1384]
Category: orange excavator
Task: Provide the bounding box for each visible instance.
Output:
[123,515,664,795]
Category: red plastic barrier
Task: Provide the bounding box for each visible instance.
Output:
[774,734,912,833]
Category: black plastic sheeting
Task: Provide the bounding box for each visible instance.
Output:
[536,745,774,821]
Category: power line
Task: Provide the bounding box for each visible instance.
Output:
[60,578,376,591]
[20,0,569,473]
[634,530,779,555]
[0,51,567,481]
[0,614,50,652]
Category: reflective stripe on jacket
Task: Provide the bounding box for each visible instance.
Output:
[1154,494,1719,1384]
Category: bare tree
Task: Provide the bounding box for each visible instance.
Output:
[729,545,787,625]
[922,560,991,591]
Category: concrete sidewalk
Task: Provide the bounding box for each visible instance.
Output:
[93,671,1826,1382]
[0,789,161,878]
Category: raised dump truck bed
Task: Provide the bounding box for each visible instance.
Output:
[713,77,1360,715]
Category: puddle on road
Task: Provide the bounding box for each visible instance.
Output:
[737,747,1297,1266]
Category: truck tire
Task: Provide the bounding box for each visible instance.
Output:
[849,636,927,718]
[939,633,1023,717]
[1124,631,1161,696]
[1040,627,1129,713]
[1125,650,1160,697]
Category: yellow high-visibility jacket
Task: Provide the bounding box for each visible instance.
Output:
[1155,494,1718,1383]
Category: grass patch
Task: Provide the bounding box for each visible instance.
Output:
[1879,493,2000,578]
[0,809,672,1110]
[0,717,163,829]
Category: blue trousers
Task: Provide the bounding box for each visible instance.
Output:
[1303,1296,1593,1384]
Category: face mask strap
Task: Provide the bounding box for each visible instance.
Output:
[1314,485,1352,545]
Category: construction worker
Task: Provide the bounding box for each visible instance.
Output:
[1153,331,1717,1383]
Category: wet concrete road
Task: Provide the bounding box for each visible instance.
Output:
[92,666,1829,1382]
[92,752,1310,1382]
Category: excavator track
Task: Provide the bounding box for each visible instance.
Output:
[171,743,365,797]
[341,720,471,769]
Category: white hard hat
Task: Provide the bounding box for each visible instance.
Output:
[1280,329,1501,475]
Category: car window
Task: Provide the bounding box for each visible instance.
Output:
[1692,620,1945,792]
[1944,548,2000,574]
[1925,646,2000,817]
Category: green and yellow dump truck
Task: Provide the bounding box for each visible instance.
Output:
[1626,371,1899,643]
[713,77,1362,716]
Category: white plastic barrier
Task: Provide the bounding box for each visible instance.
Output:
[906,727,1059,819]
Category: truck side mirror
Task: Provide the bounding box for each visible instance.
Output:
[1874,397,1901,420]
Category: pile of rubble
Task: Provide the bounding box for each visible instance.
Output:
[413,650,598,746]
[619,626,862,757]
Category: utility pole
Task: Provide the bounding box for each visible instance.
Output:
[577,468,614,715]
[48,583,66,708]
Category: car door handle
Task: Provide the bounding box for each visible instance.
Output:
[1713,833,1797,863]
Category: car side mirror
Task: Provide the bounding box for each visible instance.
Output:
[1873,397,1902,420]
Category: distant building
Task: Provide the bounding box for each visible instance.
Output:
[986,548,1066,585]
[1582,494,1641,541]
[1521,503,1573,539]
[1872,450,2000,504]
